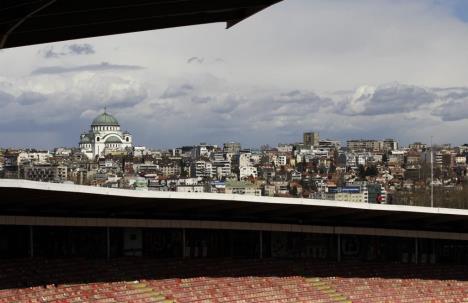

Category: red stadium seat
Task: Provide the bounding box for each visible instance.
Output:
[0,258,466,302]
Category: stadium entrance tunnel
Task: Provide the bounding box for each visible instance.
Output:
[1,225,468,265]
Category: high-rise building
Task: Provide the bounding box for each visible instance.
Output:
[383,138,398,151]
[303,132,320,147]
[223,141,241,154]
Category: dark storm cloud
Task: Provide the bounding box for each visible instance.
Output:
[0,91,15,104]
[431,87,468,121]
[187,57,225,64]
[210,95,242,114]
[31,62,144,75]
[104,90,148,109]
[187,57,204,64]
[0,73,148,136]
[274,90,331,108]
[214,89,331,126]
[432,100,468,121]
[282,90,302,97]
[39,44,96,58]
[442,91,468,100]
[431,86,468,92]
[191,96,212,104]
[343,84,437,116]
[16,92,47,105]
[160,84,194,99]
[42,48,62,59]
[0,89,47,107]
[68,44,95,55]
[364,85,435,115]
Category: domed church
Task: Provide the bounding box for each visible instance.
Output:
[79,110,133,159]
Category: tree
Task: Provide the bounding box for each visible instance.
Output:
[329,163,337,174]
[382,153,388,163]
[319,165,327,175]
[358,165,366,179]
[290,186,298,196]
[366,165,378,177]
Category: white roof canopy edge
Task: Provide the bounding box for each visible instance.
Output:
[1,179,467,217]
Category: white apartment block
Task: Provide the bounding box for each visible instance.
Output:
[239,166,258,179]
[17,151,52,165]
[239,152,252,167]
[214,160,231,179]
[347,139,384,152]
[193,160,215,178]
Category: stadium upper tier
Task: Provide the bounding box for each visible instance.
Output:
[0,0,282,49]
[1,179,468,236]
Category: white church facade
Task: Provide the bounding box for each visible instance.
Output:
[79,111,133,159]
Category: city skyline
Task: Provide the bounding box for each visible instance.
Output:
[1,0,468,148]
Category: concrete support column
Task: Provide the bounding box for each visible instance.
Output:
[259,231,263,259]
[106,227,111,260]
[229,231,234,258]
[337,234,341,262]
[182,228,186,258]
[415,238,419,264]
[29,226,34,258]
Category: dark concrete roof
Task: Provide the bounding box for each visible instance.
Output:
[0,0,282,49]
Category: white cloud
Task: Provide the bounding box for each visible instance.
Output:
[1,0,468,148]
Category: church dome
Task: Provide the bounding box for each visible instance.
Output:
[80,136,91,143]
[92,112,120,126]
[105,136,122,144]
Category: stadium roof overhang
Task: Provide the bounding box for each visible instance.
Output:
[1,180,468,234]
[0,0,282,49]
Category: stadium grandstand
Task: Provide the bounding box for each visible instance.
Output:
[0,179,467,302]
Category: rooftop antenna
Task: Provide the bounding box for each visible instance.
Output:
[104,105,107,113]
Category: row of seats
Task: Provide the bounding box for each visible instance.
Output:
[0,258,466,302]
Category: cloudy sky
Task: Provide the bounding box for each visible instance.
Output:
[1,0,468,149]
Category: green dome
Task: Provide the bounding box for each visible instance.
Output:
[92,112,119,126]
[80,136,91,143]
[105,136,122,144]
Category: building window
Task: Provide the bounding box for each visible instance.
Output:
[126,137,129,142]
[97,137,100,142]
